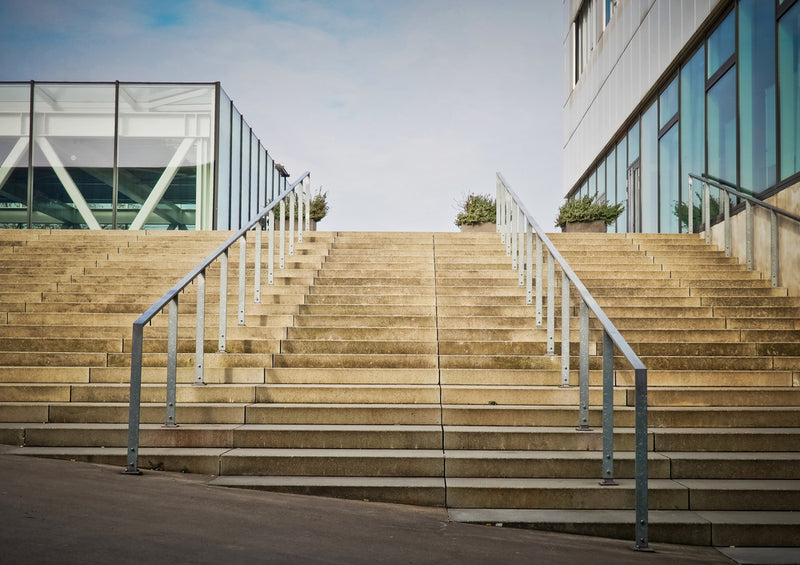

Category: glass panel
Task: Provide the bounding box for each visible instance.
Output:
[589,169,597,196]
[640,101,659,233]
[615,138,626,233]
[230,109,241,229]
[117,84,214,230]
[628,121,640,165]
[32,84,115,229]
[605,149,615,205]
[739,0,776,195]
[708,10,735,78]
[266,153,274,203]
[659,124,679,233]
[258,144,266,210]
[0,84,30,227]
[779,2,800,180]
[250,134,258,219]
[681,46,705,231]
[239,119,250,227]
[597,159,606,204]
[708,67,737,218]
[659,78,678,128]
[216,90,231,230]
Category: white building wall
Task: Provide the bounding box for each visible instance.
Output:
[562,0,724,194]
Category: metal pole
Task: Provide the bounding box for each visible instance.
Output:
[526,224,533,303]
[536,236,543,326]
[125,323,144,474]
[723,192,731,257]
[505,194,512,256]
[195,269,206,385]
[560,270,570,387]
[704,183,711,245]
[547,251,555,354]
[770,211,778,287]
[279,199,286,269]
[687,176,693,234]
[289,189,295,256]
[305,176,311,231]
[634,367,649,550]
[745,201,753,270]
[511,200,518,267]
[578,299,589,429]
[601,329,616,485]
[218,250,228,352]
[238,235,246,326]
[297,183,304,243]
[165,297,178,427]
[519,219,525,286]
[268,210,275,285]
[254,222,262,303]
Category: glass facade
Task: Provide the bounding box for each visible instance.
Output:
[568,0,800,234]
[0,81,288,230]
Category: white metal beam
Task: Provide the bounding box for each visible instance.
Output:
[128,137,194,230]
[36,137,102,230]
[0,137,28,191]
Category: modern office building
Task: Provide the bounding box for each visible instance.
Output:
[563,0,800,235]
[0,81,290,231]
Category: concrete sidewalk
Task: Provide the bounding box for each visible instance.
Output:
[0,446,734,565]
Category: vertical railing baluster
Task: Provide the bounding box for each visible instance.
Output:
[297,183,304,243]
[745,201,753,270]
[218,249,228,352]
[238,235,246,326]
[536,236,543,327]
[125,323,144,474]
[724,192,731,257]
[289,189,295,256]
[525,223,533,303]
[601,329,616,485]
[547,250,554,353]
[560,270,570,387]
[165,296,178,427]
[518,218,525,286]
[268,210,275,285]
[510,200,517,265]
[634,366,649,551]
[687,176,693,234]
[304,176,311,232]
[578,299,589,429]
[254,222,262,303]
[195,269,205,385]
[770,210,778,287]
[704,182,711,245]
[279,199,286,269]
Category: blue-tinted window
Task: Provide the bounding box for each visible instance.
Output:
[659,124,679,233]
[605,149,615,205]
[0,84,30,227]
[628,121,640,165]
[739,0,776,194]
[708,68,737,219]
[216,92,231,230]
[640,101,659,233]
[708,11,735,78]
[659,78,678,128]
[230,110,241,229]
[680,46,705,231]
[615,138,626,233]
[779,2,800,180]
[589,170,597,196]
[597,159,606,204]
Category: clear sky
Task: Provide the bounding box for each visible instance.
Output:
[0,0,564,232]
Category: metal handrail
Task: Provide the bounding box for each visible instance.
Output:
[687,174,800,287]
[125,172,312,476]
[496,172,650,550]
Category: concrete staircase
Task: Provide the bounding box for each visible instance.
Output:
[0,229,798,547]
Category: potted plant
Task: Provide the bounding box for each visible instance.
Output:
[285,187,328,230]
[454,193,497,232]
[555,194,624,233]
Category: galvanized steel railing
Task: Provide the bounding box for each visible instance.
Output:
[495,173,650,551]
[125,172,312,475]
[687,173,800,287]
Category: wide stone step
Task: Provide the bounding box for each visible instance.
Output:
[639,387,800,407]
[652,427,800,451]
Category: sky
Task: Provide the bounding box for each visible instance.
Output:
[0,0,565,232]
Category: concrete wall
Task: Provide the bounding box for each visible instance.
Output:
[707,181,800,296]
[562,0,724,194]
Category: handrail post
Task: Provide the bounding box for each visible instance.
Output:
[195,269,205,385]
[125,323,144,474]
[508,200,515,260]
[560,270,570,388]
[723,192,731,257]
[703,182,711,245]
[547,251,555,353]
[218,249,228,352]
[578,299,589,429]
[304,176,311,232]
[289,189,295,256]
[495,174,501,234]
[634,366,649,551]
[745,201,753,270]
[279,199,286,269]
[165,296,178,427]
[600,329,616,485]
[518,213,524,284]
[525,223,533,303]
[254,222,262,303]
[238,235,247,326]
[770,211,778,287]
[268,210,275,285]
[687,176,693,234]
[535,236,543,326]
[297,182,304,243]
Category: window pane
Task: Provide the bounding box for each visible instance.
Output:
[230,109,241,229]
[708,68,737,218]
[628,121,640,164]
[659,78,678,128]
[33,84,115,229]
[597,159,606,203]
[615,138,626,233]
[589,170,597,197]
[640,101,659,233]
[239,119,251,227]
[708,11,735,78]
[250,132,258,220]
[739,0,776,194]
[0,84,30,227]
[681,46,705,231]
[779,2,800,180]
[605,149,615,205]
[216,91,231,230]
[659,124,679,233]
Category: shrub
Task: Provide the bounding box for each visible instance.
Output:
[454,193,497,227]
[555,194,624,228]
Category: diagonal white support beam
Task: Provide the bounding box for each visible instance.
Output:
[37,137,102,230]
[0,137,29,192]
[129,137,195,230]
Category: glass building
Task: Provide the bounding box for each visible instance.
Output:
[0,81,290,230]
[564,0,800,234]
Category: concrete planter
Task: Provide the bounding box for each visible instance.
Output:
[459,222,497,233]
[563,220,607,233]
